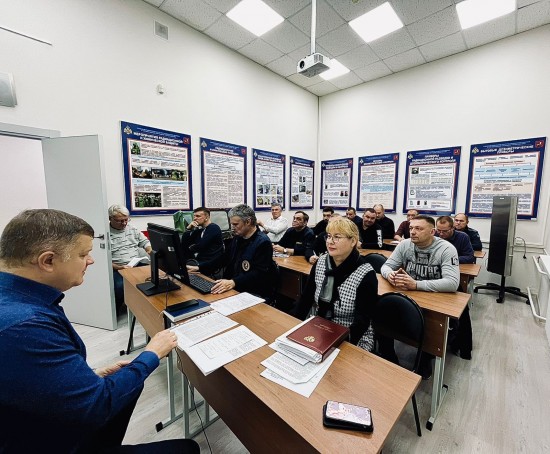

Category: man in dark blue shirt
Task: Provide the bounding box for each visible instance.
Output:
[454,213,483,251]
[274,211,315,257]
[0,209,196,453]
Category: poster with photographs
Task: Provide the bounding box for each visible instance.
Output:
[403,146,461,215]
[200,138,247,208]
[320,158,353,208]
[289,157,314,209]
[121,121,192,216]
[252,149,285,211]
[466,137,546,219]
[357,153,399,212]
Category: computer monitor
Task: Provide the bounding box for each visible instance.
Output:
[136,223,184,296]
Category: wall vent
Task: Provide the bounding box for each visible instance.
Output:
[155,21,168,40]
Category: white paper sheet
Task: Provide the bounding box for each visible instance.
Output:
[209,292,265,316]
[268,342,309,365]
[260,349,340,398]
[261,351,330,384]
[274,316,322,363]
[172,311,238,349]
[183,325,267,375]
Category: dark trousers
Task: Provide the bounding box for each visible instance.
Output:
[450,305,473,356]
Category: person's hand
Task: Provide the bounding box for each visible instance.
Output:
[186,265,200,274]
[145,329,178,359]
[309,255,318,264]
[393,268,417,290]
[187,221,199,230]
[95,360,131,377]
[273,245,283,253]
[211,279,235,294]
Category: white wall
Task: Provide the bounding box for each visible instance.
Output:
[319,25,550,291]
[0,0,319,230]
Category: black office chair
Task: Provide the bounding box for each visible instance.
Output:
[373,292,424,437]
[364,253,387,273]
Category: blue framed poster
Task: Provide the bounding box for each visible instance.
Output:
[252,148,285,211]
[403,146,461,215]
[120,121,192,216]
[466,137,546,219]
[357,153,399,212]
[290,156,314,209]
[320,158,353,209]
[200,138,247,208]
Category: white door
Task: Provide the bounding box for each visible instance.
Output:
[42,135,116,330]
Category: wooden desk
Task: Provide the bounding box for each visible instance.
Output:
[274,254,470,430]
[474,250,486,259]
[121,267,420,453]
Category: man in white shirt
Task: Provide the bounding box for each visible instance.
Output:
[257,203,289,243]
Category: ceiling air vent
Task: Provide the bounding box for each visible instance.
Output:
[154,21,168,40]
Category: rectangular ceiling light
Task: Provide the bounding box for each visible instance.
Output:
[227,0,284,37]
[457,0,516,30]
[320,59,350,81]
[349,2,403,43]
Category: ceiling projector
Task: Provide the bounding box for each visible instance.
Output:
[297,53,330,77]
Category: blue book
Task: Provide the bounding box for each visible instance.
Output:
[163,299,211,323]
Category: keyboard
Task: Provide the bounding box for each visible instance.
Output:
[188,273,215,294]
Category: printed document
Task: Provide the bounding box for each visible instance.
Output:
[172,311,238,349]
[209,292,264,316]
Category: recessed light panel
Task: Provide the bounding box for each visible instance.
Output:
[349,2,403,43]
[227,0,284,37]
[320,59,350,81]
[457,0,516,30]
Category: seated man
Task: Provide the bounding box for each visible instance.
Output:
[273,211,315,257]
[211,204,275,299]
[373,203,395,239]
[0,209,197,453]
[380,215,460,377]
[305,214,341,264]
[359,208,383,249]
[394,209,418,241]
[313,206,334,236]
[257,202,289,243]
[182,206,224,277]
[108,204,151,312]
[345,207,363,229]
[454,213,483,251]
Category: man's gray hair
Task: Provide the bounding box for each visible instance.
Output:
[108,204,129,218]
[228,204,257,225]
[0,209,94,267]
[271,203,282,209]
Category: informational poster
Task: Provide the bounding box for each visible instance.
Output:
[121,121,192,216]
[252,149,285,211]
[320,158,353,209]
[403,146,461,215]
[357,153,399,212]
[290,157,314,209]
[466,137,546,219]
[200,138,246,208]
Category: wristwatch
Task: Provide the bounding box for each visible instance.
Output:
[283,248,287,254]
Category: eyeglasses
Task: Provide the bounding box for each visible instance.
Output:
[436,228,452,234]
[325,234,349,243]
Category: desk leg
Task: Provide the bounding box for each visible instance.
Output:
[155,350,184,432]
[119,309,147,356]
[427,316,449,431]
[182,373,219,438]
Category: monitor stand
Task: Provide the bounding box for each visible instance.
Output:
[137,278,180,296]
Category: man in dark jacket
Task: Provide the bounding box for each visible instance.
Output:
[273,211,315,257]
[312,207,334,236]
[454,213,483,251]
[359,208,383,249]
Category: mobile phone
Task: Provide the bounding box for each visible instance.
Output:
[323,401,373,432]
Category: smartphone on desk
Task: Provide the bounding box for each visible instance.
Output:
[323,400,373,432]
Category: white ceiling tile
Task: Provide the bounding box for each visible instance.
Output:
[406,6,461,46]
[354,61,393,82]
[463,13,517,49]
[392,0,453,26]
[288,43,333,63]
[287,73,324,87]
[306,80,339,96]
[160,0,222,31]
[419,31,466,62]
[264,0,310,18]
[261,21,309,53]
[517,1,550,33]
[202,0,241,14]
[142,0,164,7]
[384,48,426,72]
[288,0,345,38]
[238,39,284,65]
[337,45,380,70]
[329,71,365,90]
[325,0,387,21]
[204,15,256,50]
[266,54,297,77]
[317,24,365,57]
[368,28,417,59]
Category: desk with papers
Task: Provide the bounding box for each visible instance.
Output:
[120,267,420,453]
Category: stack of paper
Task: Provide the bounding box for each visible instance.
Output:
[209,292,264,316]
[273,317,322,363]
[172,311,237,349]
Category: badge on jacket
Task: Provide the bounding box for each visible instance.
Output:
[242,260,250,271]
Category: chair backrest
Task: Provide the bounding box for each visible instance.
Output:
[209,209,233,240]
[374,292,424,372]
[364,253,387,273]
[265,260,280,306]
